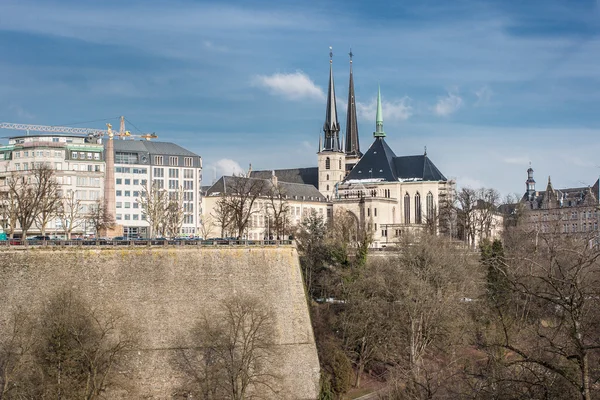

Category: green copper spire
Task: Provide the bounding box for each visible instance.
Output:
[374,85,385,137]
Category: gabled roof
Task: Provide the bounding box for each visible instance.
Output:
[344,137,447,183]
[205,175,326,201]
[394,155,447,181]
[250,167,318,188]
[521,178,600,209]
[110,140,199,157]
[345,137,397,182]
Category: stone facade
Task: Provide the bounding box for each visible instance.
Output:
[518,167,600,235]
[202,175,329,239]
[0,246,320,399]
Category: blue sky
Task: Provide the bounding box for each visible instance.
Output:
[2,0,600,196]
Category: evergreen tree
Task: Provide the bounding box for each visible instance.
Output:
[481,239,510,307]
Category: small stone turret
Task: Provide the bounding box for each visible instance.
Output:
[526,165,536,200]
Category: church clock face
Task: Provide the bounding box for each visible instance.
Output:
[141,155,148,163]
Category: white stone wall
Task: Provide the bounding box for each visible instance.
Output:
[335,180,450,247]
[318,151,345,201]
[202,194,328,239]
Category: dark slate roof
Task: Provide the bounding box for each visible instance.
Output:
[521,178,600,209]
[206,175,326,201]
[394,155,446,181]
[250,167,319,188]
[110,140,199,157]
[344,137,446,182]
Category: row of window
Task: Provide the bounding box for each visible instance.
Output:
[71,190,101,201]
[152,168,196,179]
[116,214,144,221]
[14,150,65,159]
[115,167,148,174]
[116,190,141,197]
[115,213,195,223]
[71,151,101,161]
[533,210,599,222]
[249,207,324,228]
[559,222,599,233]
[152,179,195,190]
[153,155,195,167]
[116,202,139,209]
[116,178,147,186]
[76,177,101,187]
[115,152,138,164]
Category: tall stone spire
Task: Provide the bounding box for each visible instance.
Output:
[374,85,385,138]
[323,47,341,151]
[345,49,360,156]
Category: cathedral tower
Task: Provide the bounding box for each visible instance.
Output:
[318,47,345,201]
[344,49,361,172]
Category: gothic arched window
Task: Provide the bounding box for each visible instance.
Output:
[426,192,434,218]
[325,157,331,170]
[339,159,342,169]
[326,174,329,180]
[415,192,422,224]
[404,193,411,224]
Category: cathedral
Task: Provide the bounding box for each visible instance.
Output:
[248,50,454,247]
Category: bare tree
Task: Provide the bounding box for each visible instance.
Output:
[456,187,477,246]
[7,165,60,239]
[481,231,600,400]
[137,182,167,238]
[212,197,234,238]
[265,183,290,239]
[220,177,266,238]
[472,188,501,244]
[199,214,216,239]
[34,173,62,237]
[328,208,359,264]
[0,310,39,400]
[339,235,481,390]
[295,210,330,298]
[86,199,115,237]
[0,189,18,239]
[165,187,185,238]
[174,295,278,399]
[57,190,83,239]
[36,290,136,399]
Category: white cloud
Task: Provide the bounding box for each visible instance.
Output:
[214,158,245,177]
[356,97,413,122]
[253,71,324,101]
[434,91,463,116]
[474,85,493,106]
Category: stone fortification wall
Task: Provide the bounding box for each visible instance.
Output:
[0,246,320,399]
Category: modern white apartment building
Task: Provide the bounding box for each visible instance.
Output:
[0,134,105,237]
[110,140,202,238]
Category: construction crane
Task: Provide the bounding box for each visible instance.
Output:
[0,116,158,141]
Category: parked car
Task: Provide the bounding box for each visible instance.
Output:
[30,235,51,241]
[112,236,127,241]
